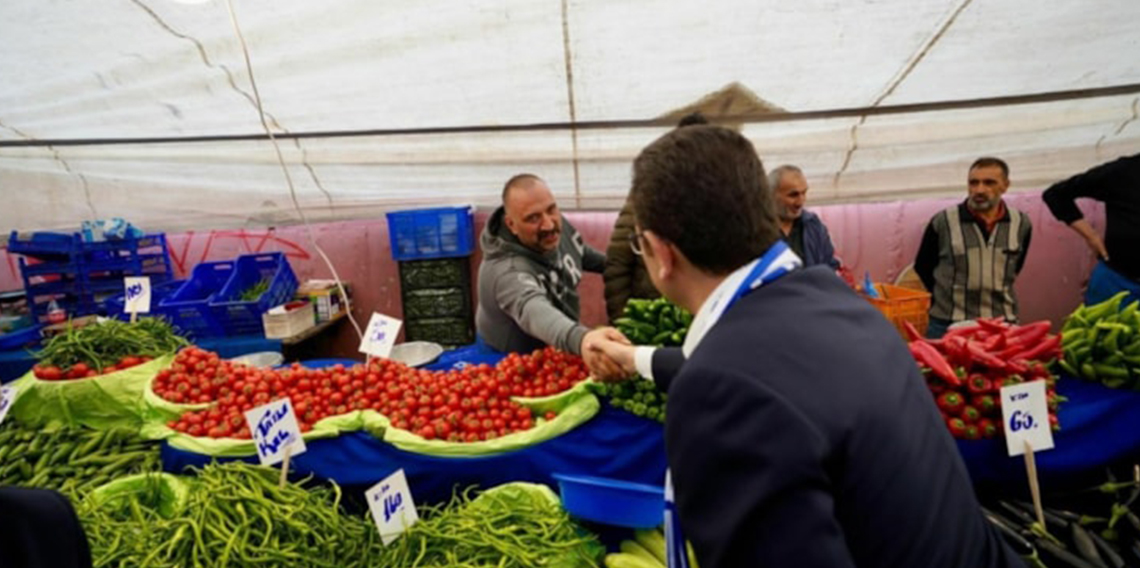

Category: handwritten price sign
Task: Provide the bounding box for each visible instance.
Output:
[366,469,418,545]
[359,312,402,358]
[244,398,307,466]
[123,276,151,314]
[0,386,16,427]
[1000,380,1055,456]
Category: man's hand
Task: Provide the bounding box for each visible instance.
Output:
[581,327,634,381]
[1072,219,1109,260]
[593,334,638,380]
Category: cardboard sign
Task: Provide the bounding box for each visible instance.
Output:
[0,386,16,427]
[244,398,307,466]
[367,469,418,545]
[124,276,151,314]
[1000,380,1055,457]
[359,312,402,358]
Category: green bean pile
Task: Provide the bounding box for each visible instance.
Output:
[79,462,604,567]
[381,487,604,567]
[80,462,382,567]
[36,318,188,372]
[0,420,162,499]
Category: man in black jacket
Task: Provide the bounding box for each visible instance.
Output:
[1042,153,1140,305]
[594,125,1022,568]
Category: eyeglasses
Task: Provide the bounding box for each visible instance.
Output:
[629,230,645,256]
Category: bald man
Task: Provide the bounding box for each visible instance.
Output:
[476,174,622,366]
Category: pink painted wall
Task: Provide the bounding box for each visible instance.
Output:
[1,191,1106,356]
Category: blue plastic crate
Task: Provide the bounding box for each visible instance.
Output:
[159,261,235,338]
[386,206,474,261]
[7,230,81,258]
[210,253,298,336]
[553,473,664,529]
[102,279,185,321]
[0,324,42,350]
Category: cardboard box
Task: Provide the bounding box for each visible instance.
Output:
[263,301,315,339]
[296,280,350,323]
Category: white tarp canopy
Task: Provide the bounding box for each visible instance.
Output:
[2,0,1139,233]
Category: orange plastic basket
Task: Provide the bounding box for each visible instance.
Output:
[865,283,931,340]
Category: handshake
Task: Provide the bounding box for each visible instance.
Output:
[579,327,640,381]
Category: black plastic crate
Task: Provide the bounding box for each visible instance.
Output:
[403,287,470,320]
[398,258,471,291]
[404,316,474,347]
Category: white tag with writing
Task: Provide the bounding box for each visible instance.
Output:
[360,312,402,358]
[1000,380,1055,457]
[244,398,307,466]
[367,469,418,545]
[0,386,16,427]
[124,276,151,314]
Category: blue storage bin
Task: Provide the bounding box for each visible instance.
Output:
[7,230,81,258]
[0,324,42,351]
[159,262,236,337]
[553,473,664,529]
[386,206,475,261]
[102,279,185,321]
[210,253,298,336]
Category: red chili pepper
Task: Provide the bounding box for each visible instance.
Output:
[911,341,961,385]
[1010,335,1062,363]
[1008,321,1052,342]
[936,391,966,414]
[981,332,1006,352]
[1006,359,1029,375]
[976,318,1010,333]
[966,340,1007,371]
[943,336,969,368]
[946,417,968,438]
[902,321,924,342]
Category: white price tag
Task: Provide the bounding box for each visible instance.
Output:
[244,398,307,466]
[1000,380,1055,457]
[359,312,402,358]
[367,469,418,545]
[0,386,16,427]
[124,276,151,314]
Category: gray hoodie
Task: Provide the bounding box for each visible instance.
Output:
[476,206,606,355]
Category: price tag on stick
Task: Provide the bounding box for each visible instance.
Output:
[1001,380,1055,529]
[0,386,16,427]
[367,469,419,545]
[124,276,151,322]
[245,398,307,486]
[360,312,402,359]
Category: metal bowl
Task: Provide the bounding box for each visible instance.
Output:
[388,341,444,367]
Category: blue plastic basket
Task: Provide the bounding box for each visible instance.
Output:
[7,230,81,258]
[552,473,664,529]
[102,279,185,321]
[0,324,42,351]
[386,206,475,261]
[159,262,236,337]
[210,253,298,336]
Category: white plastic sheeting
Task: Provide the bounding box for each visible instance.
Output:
[1,0,1139,233]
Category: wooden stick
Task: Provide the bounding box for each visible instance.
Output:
[130,311,137,324]
[279,444,292,488]
[1024,439,1045,528]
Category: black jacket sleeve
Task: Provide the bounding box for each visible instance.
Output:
[1016,220,1032,275]
[667,368,857,568]
[649,347,685,392]
[1042,153,1140,224]
[914,222,940,293]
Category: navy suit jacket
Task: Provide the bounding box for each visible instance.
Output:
[664,266,1022,568]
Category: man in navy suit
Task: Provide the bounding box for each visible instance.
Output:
[594,125,1022,568]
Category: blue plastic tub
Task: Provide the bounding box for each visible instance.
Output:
[102,279,185,321]
[159,261,235,337]
[552,473,664,529]
[7,230,81,258]
[0,323,42,351]
[210,253,298,336]
[386,206,475,261]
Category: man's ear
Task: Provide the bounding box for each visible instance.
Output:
[645,231,677,281]
[503,212,518,236]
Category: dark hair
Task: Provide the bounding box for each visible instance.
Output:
[677,112,709,127]
[970,157,1009,179]
[630,125,779,275]
[501,173,543,204]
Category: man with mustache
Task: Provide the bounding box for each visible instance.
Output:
[476,174,623,373]
[769,164,840,269]
[914,157,1033,338]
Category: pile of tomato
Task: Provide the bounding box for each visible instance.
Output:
[155,346,591,442]
[33,356,154,381]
